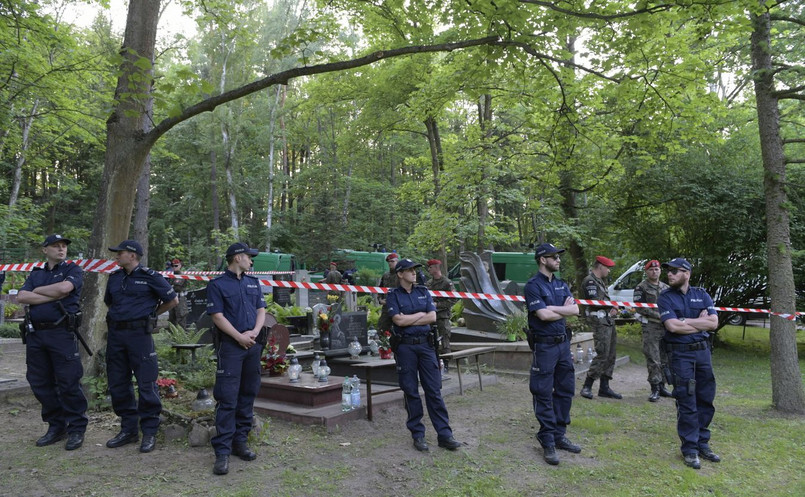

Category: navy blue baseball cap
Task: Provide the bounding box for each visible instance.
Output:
[534,243,565,259]
[108,239,144,256]
[661,257,692,271]
[42,234,71,247]
[394,258,423,273]
[225,242,258,257]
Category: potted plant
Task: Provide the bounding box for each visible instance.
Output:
[496,310,528,342]
[377,330,393,359]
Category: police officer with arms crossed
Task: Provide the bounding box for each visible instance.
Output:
[18,234,88,450]
[207,242,267,475]
[525,243,582,465]
[634,260,672,402]
[387,258,462,452]
[579,255,622,400]
[104,240,178,453]
[657,257,720,469]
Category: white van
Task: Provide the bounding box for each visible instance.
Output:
[607,260,647,304]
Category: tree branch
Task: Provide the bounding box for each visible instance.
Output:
[146,36,501,144]
[518,0,675,20]
[770,14,805,28]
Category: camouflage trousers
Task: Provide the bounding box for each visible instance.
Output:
[641,321,668,385]
[586,318,617,380]
[435,316,451,355]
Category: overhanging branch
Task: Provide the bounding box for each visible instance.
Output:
[147,36,501,144]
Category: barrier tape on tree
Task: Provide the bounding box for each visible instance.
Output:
[1,259,800,319]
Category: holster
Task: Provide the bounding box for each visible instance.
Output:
[20,309,33,345]
[147,313,158,333]
[389,334,401,353]
[526,328,535,351]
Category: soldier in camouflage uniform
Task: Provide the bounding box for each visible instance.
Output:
[579,256,622,400]
[377,253,399,334]
[425,259,457,371]
[168,259,189,329]
[634,260,672,402]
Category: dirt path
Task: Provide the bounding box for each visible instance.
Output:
[0,358,657,497]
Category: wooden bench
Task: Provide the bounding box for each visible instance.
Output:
[440,346,496,395]
[352,358,400,421]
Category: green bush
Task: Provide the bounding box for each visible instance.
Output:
[617,321,642,339]
[0,322,20,338]
[355,267,381,286]
[4,302,20,319]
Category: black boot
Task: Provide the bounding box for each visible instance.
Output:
[648,383,660,402]
[658,382,673,397]
[598,378,622,399]
[580,377,594,399]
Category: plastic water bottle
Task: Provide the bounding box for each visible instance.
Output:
[350,374,361,409]
[575,344,583,364]
[341,377,352,411]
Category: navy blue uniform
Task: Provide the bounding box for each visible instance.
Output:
[104,265,176,436]
[206,270,266,457]
[387,285,453,441]
[524,272,575,448]
[658,286,717,457]
[22,262,88,434]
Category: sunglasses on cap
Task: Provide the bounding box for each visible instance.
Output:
[542,254,561,260]
[667,268,688,275]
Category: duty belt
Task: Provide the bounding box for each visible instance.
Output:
[107,318,150,329]
[531,334,567,344]
[398,335,429,345]
[665,341,708,352]
[31,321,66,331]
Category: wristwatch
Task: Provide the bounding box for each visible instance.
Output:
[678,318,686,322]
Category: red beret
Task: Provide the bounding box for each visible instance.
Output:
[385,253,399,262]
[171,258,181,264]
[595,255,615,267]
[427,259,442,267]
[644,260,660,269]
[329,261,337,265]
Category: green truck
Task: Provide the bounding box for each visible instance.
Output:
[448,251,538,286]
[249,252,297,272]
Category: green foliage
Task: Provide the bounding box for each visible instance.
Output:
[0,322,20,338]
[451,299,464,323]
[354,267,380,286]
[164,323,207,345]
[495,310,527,341]
[83,375,110,411]
[3,303,20,319]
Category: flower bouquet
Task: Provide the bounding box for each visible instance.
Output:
[377,330,393,359]
[156,377,179,398]
[261,335,289,375]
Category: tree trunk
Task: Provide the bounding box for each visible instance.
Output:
[264,86,282,250]
[81,0,160,374]
[132,158,151,267]
[8,99,39,208]
[750,10,805,413]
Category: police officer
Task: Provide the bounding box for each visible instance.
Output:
[634,260,672,402]
[524,243,581,465]
[376,253,399,333]
[579,255,622,400]
[206,242,267,476]
[104,240,178,453]
[387,258,461,452]
[425,259,456,373]
[657,258,720,469]
[17,234,88,450]
[168,258,189,329]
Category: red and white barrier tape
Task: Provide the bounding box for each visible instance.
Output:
[1,259,800,319]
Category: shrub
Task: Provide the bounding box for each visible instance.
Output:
[0,322,20,338]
